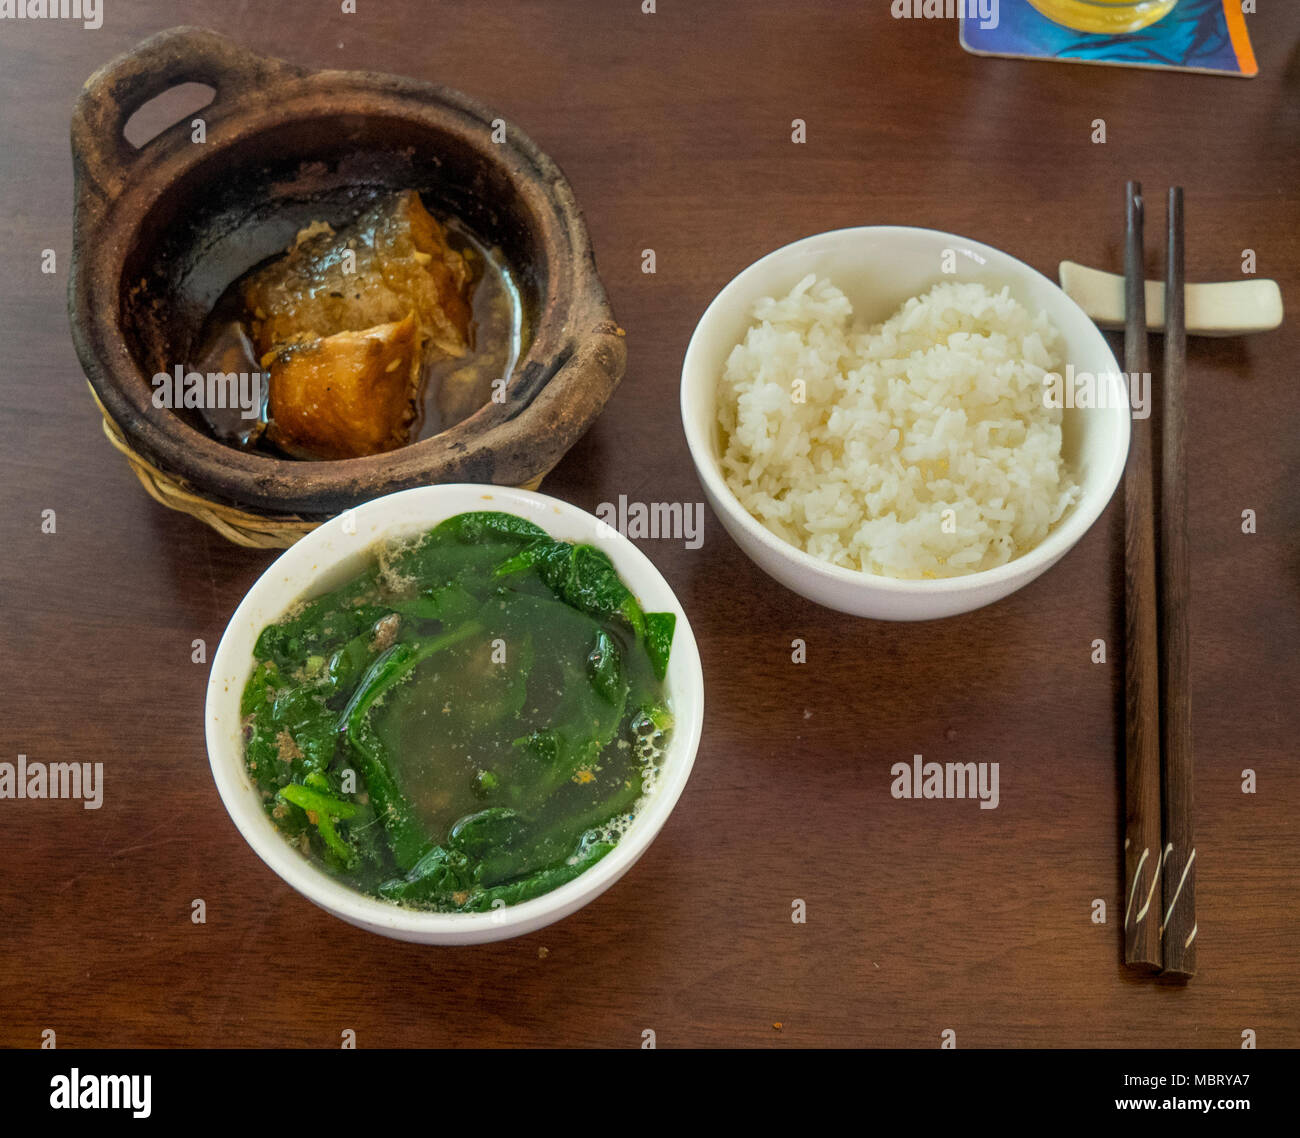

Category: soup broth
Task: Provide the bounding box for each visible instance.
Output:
[240,511,675,912]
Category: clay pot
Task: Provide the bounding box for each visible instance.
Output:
[69,26,625,520]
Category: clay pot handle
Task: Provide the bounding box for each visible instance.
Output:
[71,26,301,210]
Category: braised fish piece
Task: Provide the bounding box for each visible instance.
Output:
[243,190,472,360]
[239,191,473,459]
[264,313,420,460]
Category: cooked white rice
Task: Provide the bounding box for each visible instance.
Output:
[717,275,1080,579]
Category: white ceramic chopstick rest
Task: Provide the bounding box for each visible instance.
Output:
[1059,261,1283,337]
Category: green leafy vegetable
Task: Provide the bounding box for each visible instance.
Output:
[495,540,647,637]
[277,781,360,867]
[643,612,676,681]
[460,841,615,912]
[378,845,473,903]
[240,511,674,913]
[586,629,625,705]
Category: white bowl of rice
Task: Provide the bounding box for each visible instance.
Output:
[681,227,1130,620]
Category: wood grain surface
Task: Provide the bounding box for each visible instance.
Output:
[1,1,1296,1049]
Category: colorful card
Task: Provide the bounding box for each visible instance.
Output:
[960,0,1258,78]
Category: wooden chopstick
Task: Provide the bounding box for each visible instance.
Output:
[1122,181,1164,972]
[1159,186,1196,978]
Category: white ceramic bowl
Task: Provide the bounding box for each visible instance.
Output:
[205,484,704,944]
[681,226,1131,620]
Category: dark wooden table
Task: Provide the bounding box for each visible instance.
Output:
[2,1,1296,1049]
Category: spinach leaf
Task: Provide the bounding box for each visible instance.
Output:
[377,845,473,903]
[495,540,646,637]
[586,629,625,705]
[254,569,391,672]
[277,781,358,820]
[434,511,549,546]
[473,770,644,888]
[277,781,359,868]
[269,684,338,774]
[387,582,479,624]
[643,611,676,681]
[448,807,526,858]
[241,660,281,718]
[459,840,615,912]
[385,512,549,598]
[241,666,338,790]
[325,630,378,695]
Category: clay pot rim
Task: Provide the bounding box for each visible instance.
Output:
[70,27,618,517]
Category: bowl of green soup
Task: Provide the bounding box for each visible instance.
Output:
[205,484,704,943]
